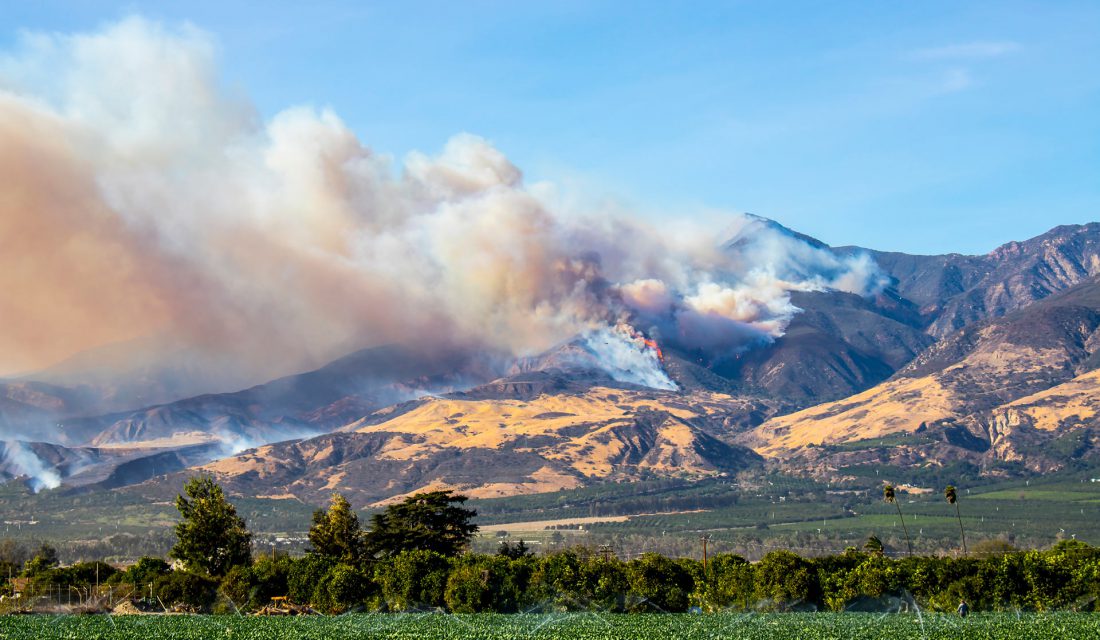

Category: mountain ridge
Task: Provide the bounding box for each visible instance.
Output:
[6,221,1100,500]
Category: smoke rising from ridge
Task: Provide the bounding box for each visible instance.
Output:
[0,17,886,387]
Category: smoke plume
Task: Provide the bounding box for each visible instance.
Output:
[0,17,885,390]
[0,441,62,491]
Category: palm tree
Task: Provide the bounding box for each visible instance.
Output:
[883,484,913,557]
[945,485,968,556]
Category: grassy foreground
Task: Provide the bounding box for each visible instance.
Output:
[2,612,1099,640]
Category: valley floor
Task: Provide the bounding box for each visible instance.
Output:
[4,464,1100,563]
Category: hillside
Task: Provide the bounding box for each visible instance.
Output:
[198,386,770,506]
[7,222,1100,499]
[749,275,1100,475]
[847,223,1100,337]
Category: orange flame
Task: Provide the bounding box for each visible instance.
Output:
[615,323,665,362]
[642,337,664,361]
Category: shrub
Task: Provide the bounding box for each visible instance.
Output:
[153,571,219,610]
[375,549,450,610]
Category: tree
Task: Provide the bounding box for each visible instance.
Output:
[375,549,451,610]
[883,484,913,557]
[944,485,968,556]
[695,553,753,611]
[753,550,818,610]
[498,539,532,559]
[109,556,170,587]
[445,555,516,613]
[626,553,694,612]
[319,563,371,613]
[309,493,367,565]
[863,535,885,556]
[21,543,59,576]
[288,554,336,605]
[170,476,253,577]
[365,490,477,558]
[153,571,219,610]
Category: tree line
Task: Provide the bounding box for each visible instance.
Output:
[4,477,1100,613]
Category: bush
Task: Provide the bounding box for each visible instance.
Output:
[754,550,818,610]
[318,563,372,613]
[444,555,521,613]
[696,553,753,611]
[581,556,629,612]
[287,554,336,606]
[108,557,170,587]
[527,550,584,608]
[626,553,694,612]
[375,549,450,610]
[153,571,219,610]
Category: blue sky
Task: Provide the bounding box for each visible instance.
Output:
[3,1,1098,254]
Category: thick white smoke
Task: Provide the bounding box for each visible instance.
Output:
[1,441,62,491]
[0,17,886,392]
[582,327,677,391]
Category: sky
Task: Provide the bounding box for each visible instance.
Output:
[2,0,1098,254]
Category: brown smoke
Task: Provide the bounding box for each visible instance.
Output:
[0,18,884,384]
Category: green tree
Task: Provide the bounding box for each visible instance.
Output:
[694,553,753,611]
[626,553,695,612]
[883,484,913,557]
[863,535,885,556]
[20,543,59,576]
[108,556,170,587]
[945,485,968,556]
[287,554,335,605]
[498,539,532,559]
[318,563,371,613]
[309,493,367,565]
[444,554,518,613]
[365,490,477,558]
[375,549,451,610]
[153,571,219,611]
[169,476,253,577]
[754,550,818,610]
[527,550,585,608]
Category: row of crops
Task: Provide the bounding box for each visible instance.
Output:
[1,612,1099,639]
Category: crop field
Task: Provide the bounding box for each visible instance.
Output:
[6,466,1100,562]
[1,613,1099,640]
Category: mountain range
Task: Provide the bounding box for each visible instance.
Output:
[4,220,1100,505]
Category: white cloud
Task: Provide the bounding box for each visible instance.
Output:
[911,41,1022,61]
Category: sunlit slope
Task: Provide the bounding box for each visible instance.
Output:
[201,387,767,505]
[747,276,1100,473]
[750,375,960,454]
[998,368,1100,431]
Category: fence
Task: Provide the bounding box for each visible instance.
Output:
[0,582,144,614]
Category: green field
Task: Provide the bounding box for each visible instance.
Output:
[5,464,1100,562]
[2,613,1099,639]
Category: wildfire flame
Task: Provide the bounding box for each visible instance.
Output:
[642,337,664,361]
[616,323,664,362]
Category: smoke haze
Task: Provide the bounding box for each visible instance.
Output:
[0,17,885,387]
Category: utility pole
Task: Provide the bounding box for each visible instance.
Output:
[700,535,711,574]
[598,544,613,562]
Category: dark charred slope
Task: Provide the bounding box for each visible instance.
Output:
[703,290,933,406]
[450,369,631,401]
[60,344,492,448]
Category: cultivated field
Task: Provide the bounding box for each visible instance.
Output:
[1,613,1099,640]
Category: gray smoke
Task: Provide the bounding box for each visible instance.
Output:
[0,17,885,392]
